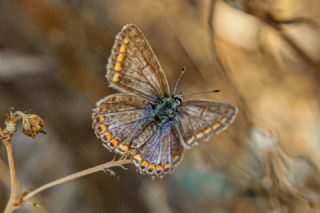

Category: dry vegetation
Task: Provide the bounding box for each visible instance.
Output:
[0,0,319,212]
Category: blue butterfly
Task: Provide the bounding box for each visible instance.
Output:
[92,24,237,177]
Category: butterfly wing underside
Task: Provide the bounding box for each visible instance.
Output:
[177,100,238,148]
[106,24,170,102]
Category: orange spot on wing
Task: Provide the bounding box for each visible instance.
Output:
[196,132,204,139]
[116,53,125,63]
[119,44,126,53]
[220,118,227,124]
[164,163,170,172]
[123,36,130,44]
[105,132,113,140]
[212,123,221,130]
[134,154,142,161]
[96,115,105,123]
[110,139,119,148]
[114,63,122,71]
[112,73,121,82]
[140,160,148,170]
[156,165,163,173]
[204,127,212,134]
[99,124,107,132]
[147,163,155,173]
[133,154,142,166]
[117,144,129,154]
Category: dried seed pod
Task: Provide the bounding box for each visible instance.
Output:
[22,114,46,139]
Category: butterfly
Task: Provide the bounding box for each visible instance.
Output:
[92,24,238,177]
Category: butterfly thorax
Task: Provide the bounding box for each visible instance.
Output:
[151,96,182,126]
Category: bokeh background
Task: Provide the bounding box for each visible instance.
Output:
[0,0,320,212]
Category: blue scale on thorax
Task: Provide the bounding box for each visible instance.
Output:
[130,96,182,149]
[151,96,182,127]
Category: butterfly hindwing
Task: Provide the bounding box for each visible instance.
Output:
[106,24,170,102]
[132,122,184,176]
[177,100,237,148]
[92,93,153,154]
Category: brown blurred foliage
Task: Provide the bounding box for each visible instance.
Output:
[0,0,319,212]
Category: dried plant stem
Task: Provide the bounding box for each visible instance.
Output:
[0,127,6,139]
[22,159,131,202]
[4,142,17,213]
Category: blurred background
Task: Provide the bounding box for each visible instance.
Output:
[0,0,320,212]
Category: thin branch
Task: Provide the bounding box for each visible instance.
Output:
[4,142,17,213]
[22,159,131,202]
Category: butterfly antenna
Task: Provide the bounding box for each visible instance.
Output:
[173,67,186,94]
[180,89,220,97]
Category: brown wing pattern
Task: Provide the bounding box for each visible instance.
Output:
[177,100,237,148]
[132,123,184,176]
[92,93,153,155]
[106,24,170,102]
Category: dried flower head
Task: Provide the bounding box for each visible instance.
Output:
[21,114,46,139]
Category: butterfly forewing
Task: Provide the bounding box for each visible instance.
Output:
[177,100,237,149]
[106,24,170,102]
